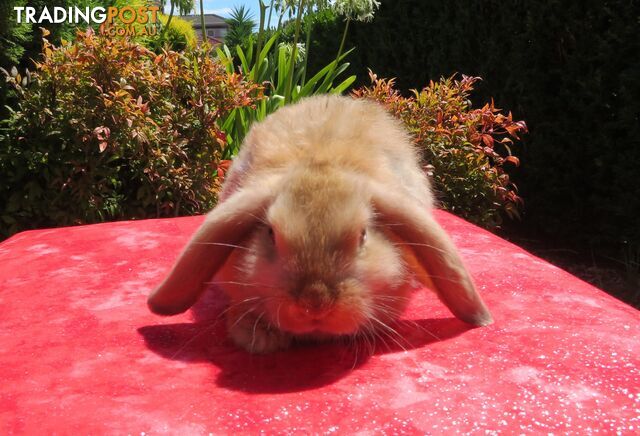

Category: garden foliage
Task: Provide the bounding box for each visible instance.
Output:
[1,1,197,119]
[224,5,256,53]
[0,0,530,239]
[309,0,640,250]
[216,33,355,155]
[0,30,261,237]
[353,72,527,228]
[156,13,198,51]
[279,8,342,79]
[215,1,356,155]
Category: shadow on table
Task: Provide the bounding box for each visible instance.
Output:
[138,286,474,394]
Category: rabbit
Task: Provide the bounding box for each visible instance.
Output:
[147,95,493,353]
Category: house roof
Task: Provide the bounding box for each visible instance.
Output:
[180,14,228,28]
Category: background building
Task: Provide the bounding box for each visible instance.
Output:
[181,14,229,45]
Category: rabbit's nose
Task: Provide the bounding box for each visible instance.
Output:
[294,282,336,320]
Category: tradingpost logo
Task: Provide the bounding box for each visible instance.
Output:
[14,5,161,37]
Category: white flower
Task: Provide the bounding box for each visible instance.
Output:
[274,0,297,10]
[333,0,381,22]
[279,42,307,64]
[274,0,332,12]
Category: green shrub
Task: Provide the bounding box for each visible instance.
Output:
[1,0,167,119]
[353,72,527,228]
[157,13,197,51]
[0,30,262,238]
[0,0,31,67]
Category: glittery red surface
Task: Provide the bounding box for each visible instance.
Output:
[1,211,638,434]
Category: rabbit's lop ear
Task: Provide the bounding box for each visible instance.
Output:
[147,187,273,316]
[372,189,493,326]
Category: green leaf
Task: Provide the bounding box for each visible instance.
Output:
[250,32,279,83]
[330,75,357,95]
[236,45,250,74]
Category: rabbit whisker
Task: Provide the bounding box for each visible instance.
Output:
[405,319,442,341]
[351,334,360,370]
[250,311,266,351]
[347,312,368,369]
[367,323,384,355]
[418,273,468,286]
[228,305,258,331]
[192,242,255,252]
[369,320,391,352]
[204,280,280,289]
[371,300,403,315]
[359,323,375,357]
[275,302,283,329]
[369,316,410,352]
[215,296,263,320]
[374,294,411,302]
[169,322,219,360]
[246,212,269,226]
[372,299,442,342]
[392,241,450,256]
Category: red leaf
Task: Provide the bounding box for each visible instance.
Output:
[505,124,522,138]
[482,134,494,148]
[505,156,520,166]
[216,159,232,182]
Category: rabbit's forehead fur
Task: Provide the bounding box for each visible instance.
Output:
[224,95,434,209]
[247,95,411,176]
[267,164,370,267]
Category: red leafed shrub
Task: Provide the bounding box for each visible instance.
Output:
[352,72,527,228]
[0,29,262,237]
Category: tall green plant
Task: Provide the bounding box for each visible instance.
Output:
[198,0,206,40]
[332,0,379,66]
[284,0,304,103]
[216,0,358,156]
[217,34,355,157]
[158,0,194,16]
[224,5,256,51]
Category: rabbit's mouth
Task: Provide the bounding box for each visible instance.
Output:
[266,299,365,336]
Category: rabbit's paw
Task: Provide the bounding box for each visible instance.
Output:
[227,311,292,353]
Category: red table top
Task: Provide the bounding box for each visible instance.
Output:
[1,210,638,434]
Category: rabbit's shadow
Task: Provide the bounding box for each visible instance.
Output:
[138,287,474,394]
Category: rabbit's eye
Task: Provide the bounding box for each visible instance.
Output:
[360,228,367,247]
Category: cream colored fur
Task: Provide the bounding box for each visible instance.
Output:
[148,95,492,353]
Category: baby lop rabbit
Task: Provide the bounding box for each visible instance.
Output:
[148,95,492,353]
